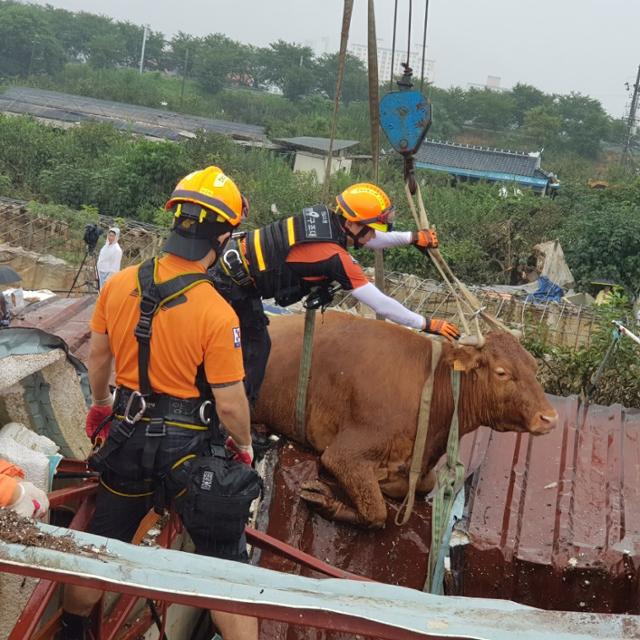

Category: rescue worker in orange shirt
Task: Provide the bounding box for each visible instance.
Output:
[60,167,260,640]
[213,182,459,405]
[0,459,49,518]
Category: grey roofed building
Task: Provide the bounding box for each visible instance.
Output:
[273,136,360,155]
[0,87,267,143]
[415,138,559,195]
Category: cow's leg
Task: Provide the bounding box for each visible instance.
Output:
[379,467,436,499]
[314,444,388,528]
[300,480,366,526]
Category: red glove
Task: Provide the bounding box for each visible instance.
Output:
[413,229,439,251]
[225,436,254,466]
[423,318,460,341]
[85,405,113,443]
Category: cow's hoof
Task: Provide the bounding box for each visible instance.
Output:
[300,480,333,498]
[300,481,335,510]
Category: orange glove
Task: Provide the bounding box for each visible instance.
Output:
[225,436,254,466]
[413,229,439,251]
[85,405,113,443]
[423,318,460,341]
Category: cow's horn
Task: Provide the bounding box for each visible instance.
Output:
[458,334,485,348]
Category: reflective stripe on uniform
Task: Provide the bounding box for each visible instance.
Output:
[253,229,266,271]
[286,216,296,246]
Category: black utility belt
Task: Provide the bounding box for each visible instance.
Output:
[113,388,214,430]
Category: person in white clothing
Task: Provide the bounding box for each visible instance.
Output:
[96,227,123,289]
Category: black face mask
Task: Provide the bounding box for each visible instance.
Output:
[209,233,231,265]
[345,225,371,250]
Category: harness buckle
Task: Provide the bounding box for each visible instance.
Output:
[198,400,213,425]
[139,295,159,316]
[123,391,147,425]
[145,417,166,437]
[222,248,252,287]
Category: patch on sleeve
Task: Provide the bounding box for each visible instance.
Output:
[232,327,242,348]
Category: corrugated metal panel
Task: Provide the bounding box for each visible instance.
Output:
[3,521,637,640]
[0,87,266,142]
[12,295,95,362]
[258,396,640,624]
[454,394,640,614]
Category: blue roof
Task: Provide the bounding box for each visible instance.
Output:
[415,138,553,186]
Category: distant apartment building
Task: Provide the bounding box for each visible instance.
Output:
[348,43,435,84]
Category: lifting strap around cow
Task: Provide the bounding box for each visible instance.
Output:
[425,368,465,594]
[295,307,316,441]
[395,339,442,526]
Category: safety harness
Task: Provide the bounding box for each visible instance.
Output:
[219,206,346,307]
[88,257,217,508]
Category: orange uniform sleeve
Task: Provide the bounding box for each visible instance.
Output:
[336,249,370,290]
[202,309,245,386]
[0,459,24,507]
[90,283,109,334]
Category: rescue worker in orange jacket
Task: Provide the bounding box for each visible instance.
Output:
[60,167,259,640]
[213,182,460,405]
[0,459,49,518]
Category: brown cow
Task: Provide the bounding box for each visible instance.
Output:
[252,312,557,528]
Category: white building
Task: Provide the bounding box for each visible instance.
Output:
[273,137,359,184]
[348,43,435,84]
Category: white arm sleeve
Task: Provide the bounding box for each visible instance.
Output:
[351,282,425,330]
[365,230,413,250]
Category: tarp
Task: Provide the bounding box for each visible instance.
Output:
[525,276,565,304]
[533,240,575,291]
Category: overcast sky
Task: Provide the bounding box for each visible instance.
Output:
[28,0,640,118]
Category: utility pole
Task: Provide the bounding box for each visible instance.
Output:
[623,64,640,167]
[180,48,189,108]
[139,25,149,75]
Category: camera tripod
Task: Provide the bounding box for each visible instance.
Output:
[66,247,99,297]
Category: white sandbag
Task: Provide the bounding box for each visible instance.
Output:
[0,436,50,493]
[0,422,59,456]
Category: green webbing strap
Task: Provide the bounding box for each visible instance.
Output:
[295,308,317,442]
[425,369,465,594]
[395,340,442,526]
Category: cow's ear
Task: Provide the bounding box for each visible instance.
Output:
[450,345,482,372]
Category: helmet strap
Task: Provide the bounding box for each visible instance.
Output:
[209,233,231,266]
[342,220,371,250]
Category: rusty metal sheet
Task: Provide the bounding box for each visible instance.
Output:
[453,394,640,614]
[13,295,95,361]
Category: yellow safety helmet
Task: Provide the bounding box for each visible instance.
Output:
[164,166,246,261]
[165,166,245,227]
[336,183,395,232]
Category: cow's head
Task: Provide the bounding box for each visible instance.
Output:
[445,331,558,435]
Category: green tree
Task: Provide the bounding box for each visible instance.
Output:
[465,88,517,130]
[0,3,65,76]
[262,40,317,97]
[511,83,548,125]
[554,92,610,158]
[522,106,562,148]
[87,32,127,69]
[192,34,247,94]
[316,52,367,104]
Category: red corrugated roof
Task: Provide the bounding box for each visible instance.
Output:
[12,295,96,362]
[457,394,640,613]
[258,395,640,617]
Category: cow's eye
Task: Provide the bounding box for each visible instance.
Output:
[495,367,508,378]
